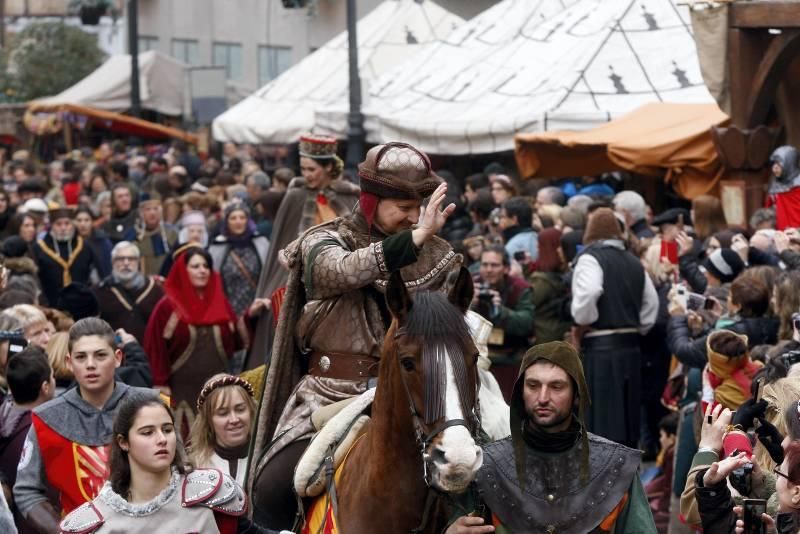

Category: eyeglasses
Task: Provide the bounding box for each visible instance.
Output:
[774,465,792,481]
[112,256,138,264]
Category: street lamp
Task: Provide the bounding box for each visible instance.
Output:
[344,0,365,180]
[128,0,141,117]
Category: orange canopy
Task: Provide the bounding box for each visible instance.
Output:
[514,103,729,199]
[25,102,197,144]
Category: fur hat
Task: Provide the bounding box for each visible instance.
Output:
[49,207,74,222]
[582,207,623,245]
[357,142,441,200]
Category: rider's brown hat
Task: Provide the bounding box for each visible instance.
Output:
[357,142,441,200]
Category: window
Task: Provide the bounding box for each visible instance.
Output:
[138,36,159,53]
[258,46,292,86]
[171,39,199,65]
[213,42,243,82]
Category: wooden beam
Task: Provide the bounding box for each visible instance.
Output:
[746,30,800,128]
[731,2,800,28]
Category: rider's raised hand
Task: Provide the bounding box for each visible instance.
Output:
[412,183,455,247]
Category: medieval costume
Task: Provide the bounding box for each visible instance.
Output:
[32,208,99,305]
[144,250,244,437]
[136,194,178,276]
[766,145,800,230]
[571,208,658,447]
[249,142,462,527]
[13,383,157,519]
[246,135,359,370]
[467,342,656,533]
[208,203,270,317]
[102,191,138,244]
[59,468,260,534]
[94,272,164,343]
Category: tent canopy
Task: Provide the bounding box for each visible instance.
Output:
[514,102,729,199]
[34,51,186,116]
[25,103,196,143]
[211,0,463,144]
[316,0,714,155]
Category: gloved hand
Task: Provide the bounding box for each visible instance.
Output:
[731,399,768,431]
[755,417,785,465]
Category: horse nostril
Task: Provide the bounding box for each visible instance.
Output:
[430,447,447,465]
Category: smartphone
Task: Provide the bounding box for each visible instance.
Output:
[704,297,717,310]
[743,499,767,534]
[686,292,706,311]
[660,240,679,264]
[513,251,527,262]
[674,284,688,310]
[755,379,765,403]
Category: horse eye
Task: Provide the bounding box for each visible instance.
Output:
[401,358,415,371]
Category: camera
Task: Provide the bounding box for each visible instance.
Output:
[729,462,754,496]
[476,282,493,302]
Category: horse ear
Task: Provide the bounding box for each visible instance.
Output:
[448,267,474,314]
[386,270,412,323]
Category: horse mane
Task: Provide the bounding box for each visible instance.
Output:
[403,291,475,426]
[404,291,471,345]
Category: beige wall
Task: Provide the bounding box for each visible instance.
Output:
[136,0,497,90]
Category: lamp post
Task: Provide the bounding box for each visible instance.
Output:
[344,0,365,180]
[128,0,141,118]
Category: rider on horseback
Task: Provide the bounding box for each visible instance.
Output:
[249,143,463,530]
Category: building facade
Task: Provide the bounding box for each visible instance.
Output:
[135,0,497,91]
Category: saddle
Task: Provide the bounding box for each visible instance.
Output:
[294,387,375,497]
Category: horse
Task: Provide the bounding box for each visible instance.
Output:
[302,268,484,533]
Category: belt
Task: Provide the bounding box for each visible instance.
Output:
[308,351,379,381]
[583,327,639,338]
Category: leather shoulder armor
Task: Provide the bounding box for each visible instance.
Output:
[182,468,247,516]
[59,501,104,534]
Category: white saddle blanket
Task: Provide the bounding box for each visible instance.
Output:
[294,387,375,497]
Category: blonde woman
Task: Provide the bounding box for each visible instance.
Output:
[2,304,51,349]
[188,374,256,485]
[45,331,73,396]
[756,377,800,472]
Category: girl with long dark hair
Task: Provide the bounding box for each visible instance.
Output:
[58,395,278,533]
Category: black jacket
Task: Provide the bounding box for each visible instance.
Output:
[667,315,779,369]
[115,341,152,388]
[695,469,796,534]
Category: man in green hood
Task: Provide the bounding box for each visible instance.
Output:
[447,341,656,533]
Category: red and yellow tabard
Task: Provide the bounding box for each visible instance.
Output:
[30,414,110,515]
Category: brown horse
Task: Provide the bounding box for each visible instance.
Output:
[304,268,484,533]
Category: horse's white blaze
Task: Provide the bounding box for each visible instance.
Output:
[435,348,483,482]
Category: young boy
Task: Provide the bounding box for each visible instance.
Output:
[13,317,157,533]
[0,345,55,532]
[645,412,679,532]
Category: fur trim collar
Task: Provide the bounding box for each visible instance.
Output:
[4,256,37,275]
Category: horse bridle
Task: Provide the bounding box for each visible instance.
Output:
[393,326,482,487]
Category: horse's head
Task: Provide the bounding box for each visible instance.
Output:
[384,267,483,493]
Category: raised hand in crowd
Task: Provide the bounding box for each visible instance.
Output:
[699,403,733,455]
[702,451,750,486]
[676,231,694,257]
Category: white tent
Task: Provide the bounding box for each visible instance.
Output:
[35,50,186,116]
[315,0,715,155]
[211,0,463,144]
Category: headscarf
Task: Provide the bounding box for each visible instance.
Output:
[510,341,591,488]
[705,330,763,410]
[164,248,236,325]
[535,228,562,272]
[222,202,256,246]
